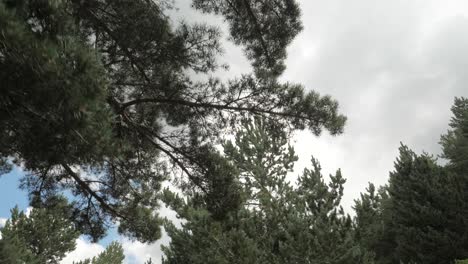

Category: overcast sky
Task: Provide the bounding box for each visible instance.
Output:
[286,0,468,210]
[2,0,468,263]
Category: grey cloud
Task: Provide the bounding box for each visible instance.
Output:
[167,0,468,216]
[282,1,468,210]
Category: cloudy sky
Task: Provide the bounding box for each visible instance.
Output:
[2,0,468,263]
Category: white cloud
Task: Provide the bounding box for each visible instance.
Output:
[59,204,179,264]
[60,231,171,264]
[24,206,33,217]
[121,230,171,264]
[59,231,171,264]
[0,218,6,239]
[0,218,7,228]
[61,237,105,264]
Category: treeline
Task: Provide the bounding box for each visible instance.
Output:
[1,0,467,263]
[353,98,468,264]
[2,99,468,263]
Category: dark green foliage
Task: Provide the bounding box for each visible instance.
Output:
[162,119,355,264]
[370,145,468,264]
[293,160,355,263]
[197,151,242,221]
[0,196,79,264]
[441,97,468,171]
[0,0,114,168]
[117,205,163,243]
[0,197,125,263]
[377,98,468,264]
[353,184,389,264]
[440,99,468,259]
[192,0,303,77]
[0,207,38,264]
[0,0,346,242]
[352,98,468,264]
[355,145,468,264]
[0,158,11,175]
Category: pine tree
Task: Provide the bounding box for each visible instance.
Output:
[0,0,346,242]
[352,98,468,264]
[353,184,391,264]
[162,118,355,263]
[376,145,467,264]
[0,198,125,264]
[0,196,79,264]
[440,98,468,251]
[441,97,468,171]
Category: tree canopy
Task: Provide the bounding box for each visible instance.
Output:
[4,0,468,263]
[0,196,125,264]
[0,0,346,242]
[162,118,356,264]
[0,196,78,264]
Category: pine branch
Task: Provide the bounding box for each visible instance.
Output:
[61,163,126,220]
[120,97,314,121]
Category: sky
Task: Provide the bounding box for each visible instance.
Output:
[2,0,468,263]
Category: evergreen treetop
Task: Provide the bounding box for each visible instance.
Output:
[162,118,355,264]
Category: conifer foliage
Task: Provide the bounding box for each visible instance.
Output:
[4,0,468,263]
[353,97,468,264]
[162,119,356,264]
[0,0,346,242]
[0,196,78,263]
[0,197,125,263]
